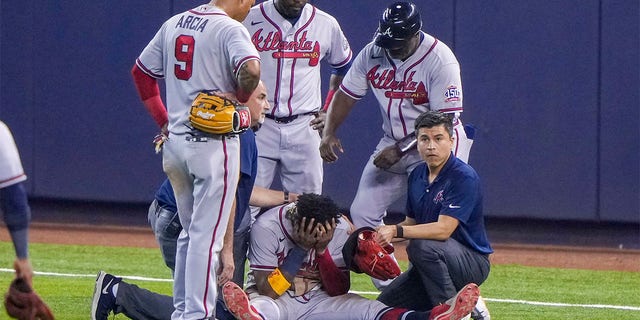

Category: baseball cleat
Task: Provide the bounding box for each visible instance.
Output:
[471,296,491,320]
[91,271,121,320]
[429,283,480,320]
[222,281,262,320]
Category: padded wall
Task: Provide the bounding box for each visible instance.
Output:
[0,0,637,222]
[456,0,601,220]
[598,0,639,222]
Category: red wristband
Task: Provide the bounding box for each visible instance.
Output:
[322,89,336,112]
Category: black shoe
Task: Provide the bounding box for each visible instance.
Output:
[91,271,121,320]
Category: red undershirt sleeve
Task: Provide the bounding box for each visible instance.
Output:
[316,249,350,296]
[131,65,168,128]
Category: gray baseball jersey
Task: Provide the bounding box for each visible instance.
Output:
[243,1,353,198]
[0,121,27,188]
[135,4,258,319]
[340,32,472,228]
[245,204,390,320]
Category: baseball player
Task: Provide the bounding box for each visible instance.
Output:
[0,121,33,286]
[320,1,472,230]
[91,81,298,320]
[131,1,260,319]
[375,111,493,320]
[221,193,480,320]
[243,0,353,201]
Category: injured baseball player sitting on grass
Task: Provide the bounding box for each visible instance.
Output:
[221,193,480,320]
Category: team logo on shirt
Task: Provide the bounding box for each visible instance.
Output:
[237,108,251,129]
[367,66,428,104]
[433,190,444,204]
[444,85,461,102]
[251,30,320,66]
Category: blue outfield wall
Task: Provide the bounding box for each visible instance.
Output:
[0,0,637,223]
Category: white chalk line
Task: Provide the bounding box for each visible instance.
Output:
[2,269,638,311]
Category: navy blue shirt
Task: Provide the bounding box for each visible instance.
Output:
[155,130,258,232]
[235,130,258,230]
[407,153,493,254]
[155,179,177,214]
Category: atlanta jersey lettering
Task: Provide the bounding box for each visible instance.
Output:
[340,32,463,140]
[244,1,352,117]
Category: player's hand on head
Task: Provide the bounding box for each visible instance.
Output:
[373,145,403,169]
[314,218,336,253]
[319,135,343,163]
[292,217,317,251]
[309,111,326,133]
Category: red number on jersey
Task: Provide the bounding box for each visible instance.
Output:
[174,35,195,80]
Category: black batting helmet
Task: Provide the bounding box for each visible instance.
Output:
[374,2,422,49]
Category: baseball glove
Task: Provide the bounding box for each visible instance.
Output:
[4,278,55,320]
[342,227,401,281]
[189,91,251,135]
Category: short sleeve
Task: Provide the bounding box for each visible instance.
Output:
[325,18,352,68]
[339,46,372,99]
[136,22,169,78]
[248,221,280,270]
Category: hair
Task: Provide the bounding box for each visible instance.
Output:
[414,110,454,137]
[294,193,341,228]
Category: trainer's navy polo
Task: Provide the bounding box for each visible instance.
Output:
[407,153,493,254]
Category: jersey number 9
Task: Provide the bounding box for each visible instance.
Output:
[174,35,195,80]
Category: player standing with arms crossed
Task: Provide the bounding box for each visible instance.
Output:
[243,0,353,200]
[131,1,260,319]
[320,1,473,230]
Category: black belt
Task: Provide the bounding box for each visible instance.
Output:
[183,130,226,142]
[266,112,316,124]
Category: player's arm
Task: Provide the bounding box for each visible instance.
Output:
[235,59,260,103]
[310,73,346,132]
[218,199,236,285]
[373,131,418,169]
[248,187,299,208]
[2,182,34,286]
[315,219,350,296]
[252,217,317,299]
[131,65,168,129]
[323,73,345,111]
[319,89,358,162]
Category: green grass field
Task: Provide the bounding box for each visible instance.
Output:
[1,242,639,319]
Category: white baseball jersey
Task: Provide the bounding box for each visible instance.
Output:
[243,1,352,117]
[340,31,463,141]
[0,121,27,189]
[245,204,390,320]
[137,4,260,134]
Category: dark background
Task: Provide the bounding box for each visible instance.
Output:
[1,1,638,227]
